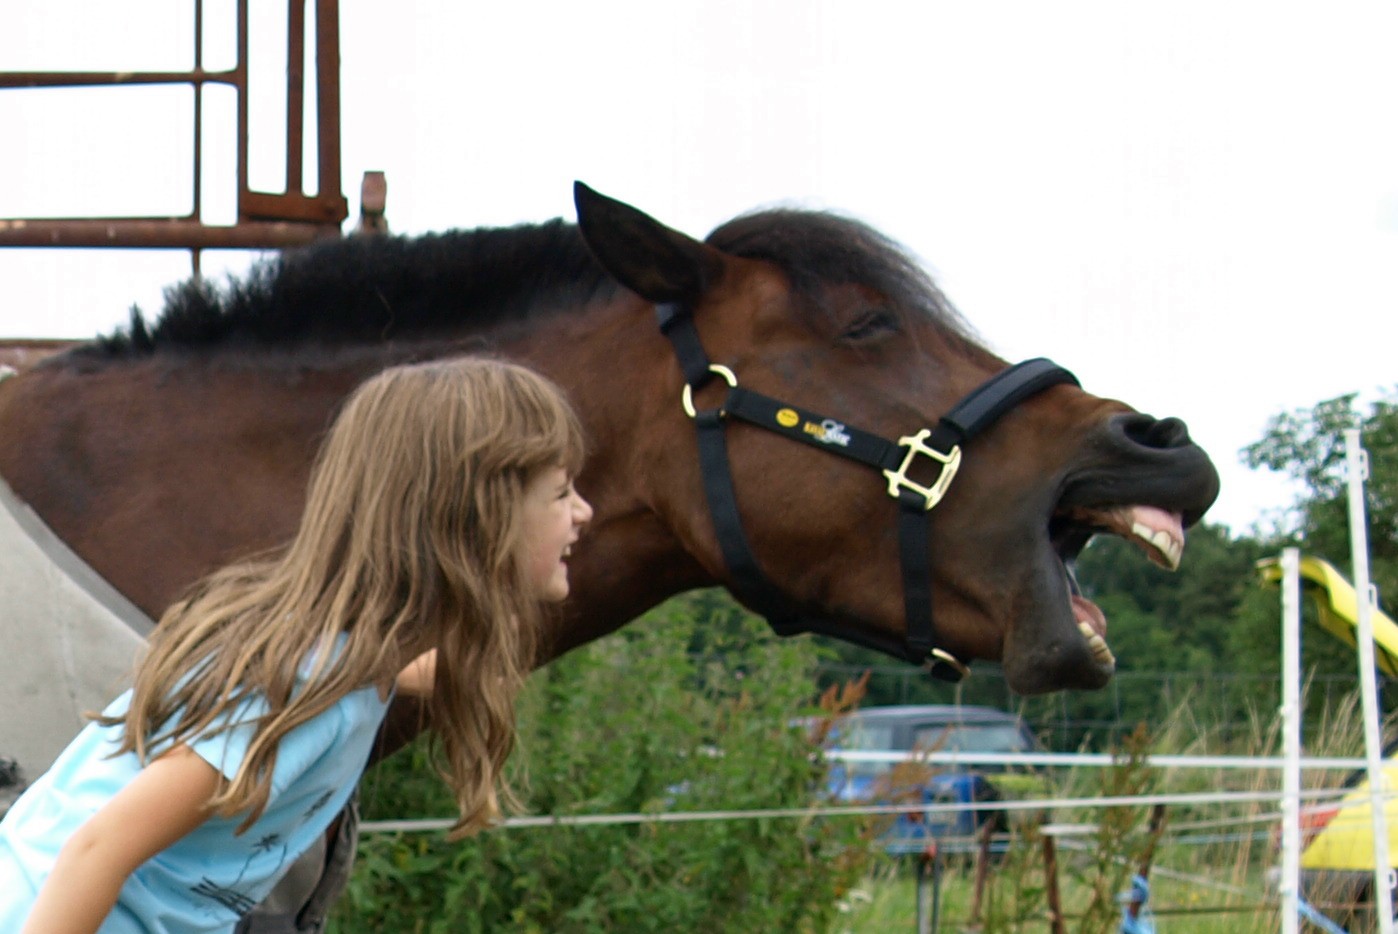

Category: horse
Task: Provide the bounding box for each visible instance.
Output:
[0,182,1218,757]
[0,182,1218,928]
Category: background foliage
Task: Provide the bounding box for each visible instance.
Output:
[330,596,872,933]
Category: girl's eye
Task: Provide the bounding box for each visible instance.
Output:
[841,309,898,342]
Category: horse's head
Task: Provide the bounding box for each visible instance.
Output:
[573,183,1219,695]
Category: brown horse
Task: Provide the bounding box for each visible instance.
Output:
[0,183,1218,713]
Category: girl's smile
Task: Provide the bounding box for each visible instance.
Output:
[521,466,592,601]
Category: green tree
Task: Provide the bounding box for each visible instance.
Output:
[1242,390,1398,606]
[1237,389,1398,711]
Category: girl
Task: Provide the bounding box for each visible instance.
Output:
[0,357,593,932]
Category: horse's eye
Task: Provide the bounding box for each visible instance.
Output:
[841,309,898,342]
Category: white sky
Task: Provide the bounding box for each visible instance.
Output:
[3,1,1396,535]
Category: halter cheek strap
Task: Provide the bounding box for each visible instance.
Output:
[657,302,1079,682]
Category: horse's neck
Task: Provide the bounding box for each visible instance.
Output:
[0,352,385,614]
[0,308,713,641]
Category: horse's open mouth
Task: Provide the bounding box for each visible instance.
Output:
[1048,504,1187,673]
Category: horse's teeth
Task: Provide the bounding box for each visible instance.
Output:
[1131,521,1182,571]
[1076,621,1115,666]
[1087,633,1116,666]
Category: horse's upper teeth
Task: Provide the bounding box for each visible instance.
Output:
[1131,521,1183,571]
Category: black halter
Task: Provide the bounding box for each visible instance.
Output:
[658,301,1080,682]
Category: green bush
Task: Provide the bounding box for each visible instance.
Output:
[330,593,873,933]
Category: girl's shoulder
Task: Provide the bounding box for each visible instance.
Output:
[268,682,390,797]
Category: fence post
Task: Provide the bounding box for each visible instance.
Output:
[1042,831,1066,934]
[1125,804,1168,924]
[1345,429,1394,931]
[1280,547,1302,934]
[969,816,994,924]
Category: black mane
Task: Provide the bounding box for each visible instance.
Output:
[82,208,980,357]
[85,220,616,356]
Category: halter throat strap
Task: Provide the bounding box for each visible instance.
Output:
[657,301,1079,681]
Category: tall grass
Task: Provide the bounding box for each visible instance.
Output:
[837,683,1387,933]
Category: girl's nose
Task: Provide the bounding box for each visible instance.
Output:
[572,491,594,525]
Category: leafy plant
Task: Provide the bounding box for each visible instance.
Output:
[330,592,873,932]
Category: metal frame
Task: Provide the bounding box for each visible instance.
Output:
[0,0,347,271]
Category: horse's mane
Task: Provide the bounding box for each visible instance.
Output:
[705,209,984,352]
[79,209,981,358]
[82,220,615,357]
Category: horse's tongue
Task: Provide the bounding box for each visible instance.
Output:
[1072,594,1107,638]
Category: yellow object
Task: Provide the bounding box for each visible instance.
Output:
[1258,554,1398,870]
[1297,763,1398,870]
[1257,554,1398,678]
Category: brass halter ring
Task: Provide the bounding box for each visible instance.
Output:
[681,364,738,418]
[924,647,972,680]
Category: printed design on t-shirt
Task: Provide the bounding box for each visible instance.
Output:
[303,788,335,820]
[190,833,289,917]
[190,878,257,918]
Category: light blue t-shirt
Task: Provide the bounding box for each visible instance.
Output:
[0,663,391,933]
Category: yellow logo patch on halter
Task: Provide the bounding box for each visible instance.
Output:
[802,419,853,448]
[775,408,800,428]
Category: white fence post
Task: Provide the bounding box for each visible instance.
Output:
[1280,546,1301,934]
[1346,427,1393,931]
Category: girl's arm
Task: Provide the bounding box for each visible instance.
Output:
[23,744,220,934]
[395,648,438,698]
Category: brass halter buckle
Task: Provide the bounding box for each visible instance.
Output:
[681,364,738,418]
[883,428,961,511]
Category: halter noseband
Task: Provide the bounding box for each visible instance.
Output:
[658,301,1079,682]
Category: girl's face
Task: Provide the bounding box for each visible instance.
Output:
[520,465,593,601]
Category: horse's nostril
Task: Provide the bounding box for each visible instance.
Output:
[1120,414,1192,449]
[1149,417,1192,448]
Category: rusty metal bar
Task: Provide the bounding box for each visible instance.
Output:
[235,0,250,221]
[192,0,206,274]
[241,190,344,223]
[0,0,346,260]
[0,218,341,250]
[286,0,306,196]
[233,0,346,227]
[0,71,238,89]
[315,0,343,202]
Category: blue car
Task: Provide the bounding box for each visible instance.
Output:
[817,705,1042,854]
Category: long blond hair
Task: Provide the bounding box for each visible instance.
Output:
[104,357,585,837]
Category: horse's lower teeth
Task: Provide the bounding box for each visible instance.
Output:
[1075,620,1115,665]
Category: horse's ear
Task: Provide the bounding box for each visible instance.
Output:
[574,182,724,304]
